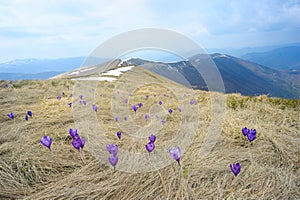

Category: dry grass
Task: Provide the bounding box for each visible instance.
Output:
[0,69,299,200]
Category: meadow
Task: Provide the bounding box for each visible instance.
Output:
[0,68,299,199]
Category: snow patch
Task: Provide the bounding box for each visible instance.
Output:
[68,67,96,76]
[69,66,134,82]
[68,71,80,75]
[67,64,135,82]
[101,66,134,76]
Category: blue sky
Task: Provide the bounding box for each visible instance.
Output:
[0,0,299,62]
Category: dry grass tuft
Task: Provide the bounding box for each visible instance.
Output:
[0,72,299,199]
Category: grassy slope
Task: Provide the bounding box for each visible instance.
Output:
[0,68,299,199]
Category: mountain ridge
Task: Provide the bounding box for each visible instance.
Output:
[121,54,300,99]
[1,52,299,99]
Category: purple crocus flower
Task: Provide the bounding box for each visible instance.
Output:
[83,100,87,105]
[145,114,150,120]
[125,99,128,103]
[40,135,52,150]
[68,102,72,107]
[70,129,85,151]
[69,128,78,138]
[25,115,29,121]
[124,116,127,121]
[92,104,98,112]
[114,116,118,122]
[242,127,250,136]
[169,146,181,166]
[146,95,149,100]
[27,111,32,117]
[161,119,166,125]
[230,163,241,176]
[69,94,73,98]
[168,109,173,114]
[242,127,257,142]
[79,95,83,100]
[149,134,156,143]
[62,92,65,96]
[106,144,119,156]
[117,131,121,139]
[145,142,155,154]
[132,105,138,113]
[138,102,143,107]
[190,100,194,105]
[109,155,118,170]
[7,112,14,119]
[57,96,61,100]
[178,108,182,112]
[164,94,168,97]
[159,101,162,105]
[247,129,257,142]
[72,136,83,151]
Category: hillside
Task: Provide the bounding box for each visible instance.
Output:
[0,65,299,199]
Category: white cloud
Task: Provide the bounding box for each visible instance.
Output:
[0,0,157,61]
[282,0,300,27]
[0,0,299,61]
[225,0,300,32]
[0,0,155,37]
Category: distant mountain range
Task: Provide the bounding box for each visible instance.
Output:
[0,56,106,80]
[0,57,86,74]
[1,45,300,98]
[1,44,299,75]
[241,46,300,70]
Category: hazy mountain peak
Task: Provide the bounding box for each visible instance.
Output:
[241,46,300,70]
